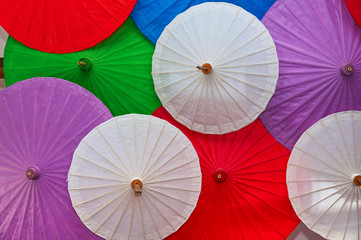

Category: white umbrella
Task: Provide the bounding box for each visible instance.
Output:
[0,25,7,58]
[68,114,202,240]
[152,2,278,134]
[287,111,361,240]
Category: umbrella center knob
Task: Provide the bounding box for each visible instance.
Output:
[340,63,354,76]
[131,179,143,193]
[213,168,227,183]
[26,167,39,180]
[196,63,212,74]
[78,58,92,72]
[353,175,361,186]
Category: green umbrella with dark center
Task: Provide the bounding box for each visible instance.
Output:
[4,17,161,116]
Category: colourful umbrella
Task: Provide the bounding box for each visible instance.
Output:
[0,77,112,239]
[4,17,161,116]
[0,0,136,53]
[130,0,277,44]
[68,114,201,240]
[152,2,278,134]
[345,0,361,28]
[287,111,361,239]
[153,106,300,240]
[259,0,361,150]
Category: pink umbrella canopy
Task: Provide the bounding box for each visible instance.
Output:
[0,77,112,239]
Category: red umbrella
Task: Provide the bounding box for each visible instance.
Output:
[0,0,136,53]
[152,106,300,240]
[345,0,361,28]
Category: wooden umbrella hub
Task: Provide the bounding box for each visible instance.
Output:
[26,166,39,180]
[353,175,361,186]
[131,179,143,193]
[213,168,227,183]
[78,58,92,72]
[196,63,212,74]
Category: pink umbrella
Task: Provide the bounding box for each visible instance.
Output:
[0,77,112,239]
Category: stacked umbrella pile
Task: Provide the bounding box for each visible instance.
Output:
[0,0,361,239]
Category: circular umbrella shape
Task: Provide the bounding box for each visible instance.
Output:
[259,0,361,150]
[345,0,361,29]
[287,111,361,240]
[68,114,201,240]
[0,0,136,53]
[152,2,279,134]
[0,77,112,239]
[4,17,161,116]
[130,0,277,44]
[152,106,300,240]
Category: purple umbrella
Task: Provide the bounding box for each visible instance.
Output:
[0,77,112,239]
[259,0,361,150]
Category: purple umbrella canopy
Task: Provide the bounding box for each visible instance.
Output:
[259,0,361,150]
[0,77,112,239]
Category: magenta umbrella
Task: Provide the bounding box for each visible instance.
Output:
[259,0,361,150]
[0,77,112,239]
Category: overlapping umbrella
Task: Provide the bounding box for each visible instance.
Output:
[287,111,361,240]
[131,0,277,44]
[152,2,278,134]
[0,0,137,53]
[4,17,161,116]
[153,106,300,240]
[68,114,201,240]
[0,77,112,239]
[259,0,361,150]
[345,0,361,28]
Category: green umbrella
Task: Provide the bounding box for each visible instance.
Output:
[4,17,161,116]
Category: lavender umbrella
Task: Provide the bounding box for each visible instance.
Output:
[259,0,361,150]
[0,77,112,239]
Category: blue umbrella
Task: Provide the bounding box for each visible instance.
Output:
[130,0,277,44]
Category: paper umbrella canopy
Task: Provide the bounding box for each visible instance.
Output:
[0,0,136,53]
[0,77,112,239]
[152,106,300,240]
[4,17,161,116]
[287,111,361,240]
[259,0,361,150]
[68,114,202,240]
[152,2,278,134]
[131,0,276,44]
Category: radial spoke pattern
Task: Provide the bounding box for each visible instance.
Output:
[287,111,361,240]
[0,77,112,239]
[259,0,361,150]
[4,17,161,116]
[152,2,278,134]
[68,114,201,240]
[152,106,300,240]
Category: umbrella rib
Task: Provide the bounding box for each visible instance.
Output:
[161,74,203,105]
[127,193,136,240]
[96,127,133,178]
[334,114,354,171]
[342,187,356,240]
[156,41,199,64]
[351,112,360,171]
[209,74,222,133]
[81,140,128,177]
[74,153,123,178]
[146,175,201,185]
[309,185,352,230]
[217,68,276,77]
[142,131,180,179]
[212,7,241,61]
[154,72,199,90]
[212,77,238,129]
[69,183,128,191]
[153,56,196,68]
[217,60,278,69]
[144,188,196,210]
[142,145,195,181]
[139,121,166,178]
[115,118,136,175]
[72,186,128,209]
[137,197,147,240]
[293,145,352,178]
[187,74,207,129]
[209,3,224,60]
[190,9,206,62]
[146,185,200,193]
[164,22,200,64]
[141,195,163,239]
[213,74,254,120]
[109,192,133,239]
[68,173,128,183]
[91,190,132,233]
[288,163,350,180]
[132,115,139,177]
[139,116,152,179]
[290,182,350,200]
